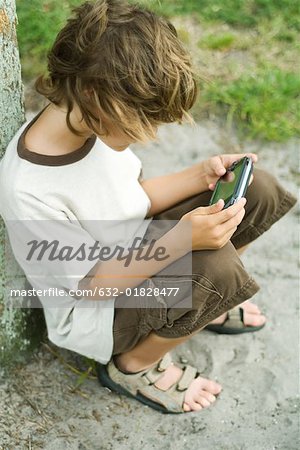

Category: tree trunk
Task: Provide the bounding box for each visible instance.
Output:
[0,0,45,371]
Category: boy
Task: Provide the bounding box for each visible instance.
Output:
[0,0,296,413]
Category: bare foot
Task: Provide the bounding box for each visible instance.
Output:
[154,363,222,412]
[115,356,222,412]
[209,300,266,327]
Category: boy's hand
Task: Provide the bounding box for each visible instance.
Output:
[180,198,247,250]
[201,153,258,191]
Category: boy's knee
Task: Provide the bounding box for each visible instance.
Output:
[246,168,286,218]
[192,242,252,305]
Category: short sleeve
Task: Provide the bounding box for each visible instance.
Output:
[5,194,98,293]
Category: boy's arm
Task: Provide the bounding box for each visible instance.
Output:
[79,223,190,300]
[141,162,207,217]
[78,198,246,301]
[140,153,258,217]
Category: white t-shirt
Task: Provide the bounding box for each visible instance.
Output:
[0,111,152,364]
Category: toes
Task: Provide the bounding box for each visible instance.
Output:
[244,312,266,327]
[252,304,261,314]
[241,301,261,314]
[196,396,211,408]
[183,378,221,412]
[183,402,191,412]
[201,378,222,395]
[187,400,203,412]
[198,390,216,403]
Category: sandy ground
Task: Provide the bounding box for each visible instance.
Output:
[0,119,299,450]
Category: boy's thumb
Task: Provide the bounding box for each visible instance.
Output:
[207,199,224,213]
[196,199,224,215]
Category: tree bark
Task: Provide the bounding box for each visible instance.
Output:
[0,0,45,371]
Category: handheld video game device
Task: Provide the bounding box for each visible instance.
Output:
[209,156,253,209]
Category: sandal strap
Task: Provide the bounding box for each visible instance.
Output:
[177,364,198,391]
[139,363,200,413]
[143,367,164,384]
[224,307,244,329]
[158,352,173,371]
[138,385,185,413]
[143,352,173,384]
[108,354,200,413]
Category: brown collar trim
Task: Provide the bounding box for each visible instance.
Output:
[17,107,97,166]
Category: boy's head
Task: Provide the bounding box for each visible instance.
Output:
[36,0,198,143]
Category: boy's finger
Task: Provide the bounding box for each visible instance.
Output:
[221,206,246,232]
[220,153,258,168]
[217,198,247,224]
[192,199,225,215]
[210,156,227,177]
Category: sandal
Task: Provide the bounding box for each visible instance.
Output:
[97,352,202,414]
[205,306,265,334]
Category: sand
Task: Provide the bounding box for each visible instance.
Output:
[0,119,299,450]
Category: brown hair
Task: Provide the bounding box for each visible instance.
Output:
[35,0,198,142]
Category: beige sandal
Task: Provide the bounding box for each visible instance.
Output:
[97,353,201,413]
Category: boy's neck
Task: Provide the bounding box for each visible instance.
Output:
[25,102,132,155]
[25,104,93,157]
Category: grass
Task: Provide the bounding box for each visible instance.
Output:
[16,0,82,77]
[198,32,236,50]
[16,0,300,142]
[136,0,300,29]
[204,68,300,141]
